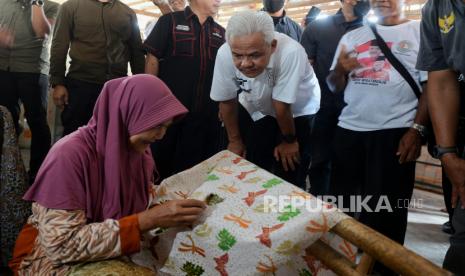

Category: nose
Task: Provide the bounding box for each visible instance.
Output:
[240,57,253,69]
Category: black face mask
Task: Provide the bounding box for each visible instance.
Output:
[263,0,285,13]
[353,0,370,17]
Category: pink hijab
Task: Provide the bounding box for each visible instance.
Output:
[24,75,188,222]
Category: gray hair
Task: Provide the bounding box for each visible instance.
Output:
[226,11,275,45]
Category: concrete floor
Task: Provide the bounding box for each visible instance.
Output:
[404,189,450,267]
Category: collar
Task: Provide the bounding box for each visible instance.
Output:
[332,9,363,26]
[273,10,288,24]
[184,6,214,24]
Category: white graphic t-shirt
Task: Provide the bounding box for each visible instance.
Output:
[330,20,427,131]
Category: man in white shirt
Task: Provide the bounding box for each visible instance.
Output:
[210,11,320,189]
[326,0,428,274]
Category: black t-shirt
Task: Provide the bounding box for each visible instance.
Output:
[417,0,465,77]
[144,7,225,115]
[300,11,363,108]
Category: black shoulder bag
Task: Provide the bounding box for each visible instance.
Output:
[368,24,435,148]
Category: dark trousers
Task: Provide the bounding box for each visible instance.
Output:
[238,105,314,190]
[330,127,415,275]
[443,207,465,274]
[308,105,340,196]
[151,113,226,182]
[61,78,103,136]
[442,169,454,222]
[0,70,51,181]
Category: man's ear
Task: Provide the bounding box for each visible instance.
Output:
[271,39,277,53]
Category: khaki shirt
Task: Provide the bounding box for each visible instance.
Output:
[49,0,145,86]
[0,0,59,75]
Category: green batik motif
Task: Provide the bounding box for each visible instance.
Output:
[181,262,205,276]
[299,268,313,276]
[277,205,301,222]
[275,240,301,255]
[206,174,220,181]
[217,229,237,251]
[262,178,283,189]
[205,193,224,205]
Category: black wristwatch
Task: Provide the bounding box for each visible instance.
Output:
[432,145,458,159]
[31,0,44,6]
[281,134,297,144]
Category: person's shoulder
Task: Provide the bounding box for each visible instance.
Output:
[114,0,136,14]
[211,20,225,32]
[275,32,306,60]
[217,43,232,59]
[44,0,59,9]
[59,0,79,10]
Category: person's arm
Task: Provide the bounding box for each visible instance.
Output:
[145,53,159,76]
[397,83,429,163]
[36,204,139,264]
[326,45,360,93]
[31,3,54,38]
[272,100,299,171]
[50,2,71,109]
[428,70,465,208]
[128,12,145,74]
[299,24,317,66]
[219,99,245,157]
[143,15,170,75]
[49,2,71,87]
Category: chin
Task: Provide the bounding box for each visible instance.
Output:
[242,70,261,78]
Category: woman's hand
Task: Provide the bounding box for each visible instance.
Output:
[138,199,206,232]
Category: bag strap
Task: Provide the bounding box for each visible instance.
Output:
[368,24,422,99]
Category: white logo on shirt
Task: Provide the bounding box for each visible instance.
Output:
[212,32,222,39]
[175,25,190,31]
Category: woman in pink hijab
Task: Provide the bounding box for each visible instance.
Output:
[9,75,206,275]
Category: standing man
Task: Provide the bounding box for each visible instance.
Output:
[327,0,428,273]
[416,0,465,274]
[262,0,302,41]
[50,0,145,136]
[0,0,59,183]
[210,11,320,189]
[300,0,368,196]
[144,0,225,181]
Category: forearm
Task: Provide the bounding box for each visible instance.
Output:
[326,68,347,93]
[413,84,429,126]
[50,10,70,86]
[220,100,242,143]
[145,54,159,76]
[36,204,140,265]
[428,70,460,147]
[31,5,52,38]
[272,100,295,136]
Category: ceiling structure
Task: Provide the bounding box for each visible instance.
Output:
[53,0,428,32]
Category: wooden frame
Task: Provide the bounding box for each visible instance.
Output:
[306,218,452,276]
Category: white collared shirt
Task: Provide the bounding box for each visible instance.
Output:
[210,32,320,121]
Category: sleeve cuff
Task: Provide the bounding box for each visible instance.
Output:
[119,214,141,255]
[50,76,65,87]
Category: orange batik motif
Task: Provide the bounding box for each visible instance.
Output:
[178,235,206,257]
[224,210,252,229]
[306,213,330,233]
[256,223,284,248]
[256,255,278,275]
